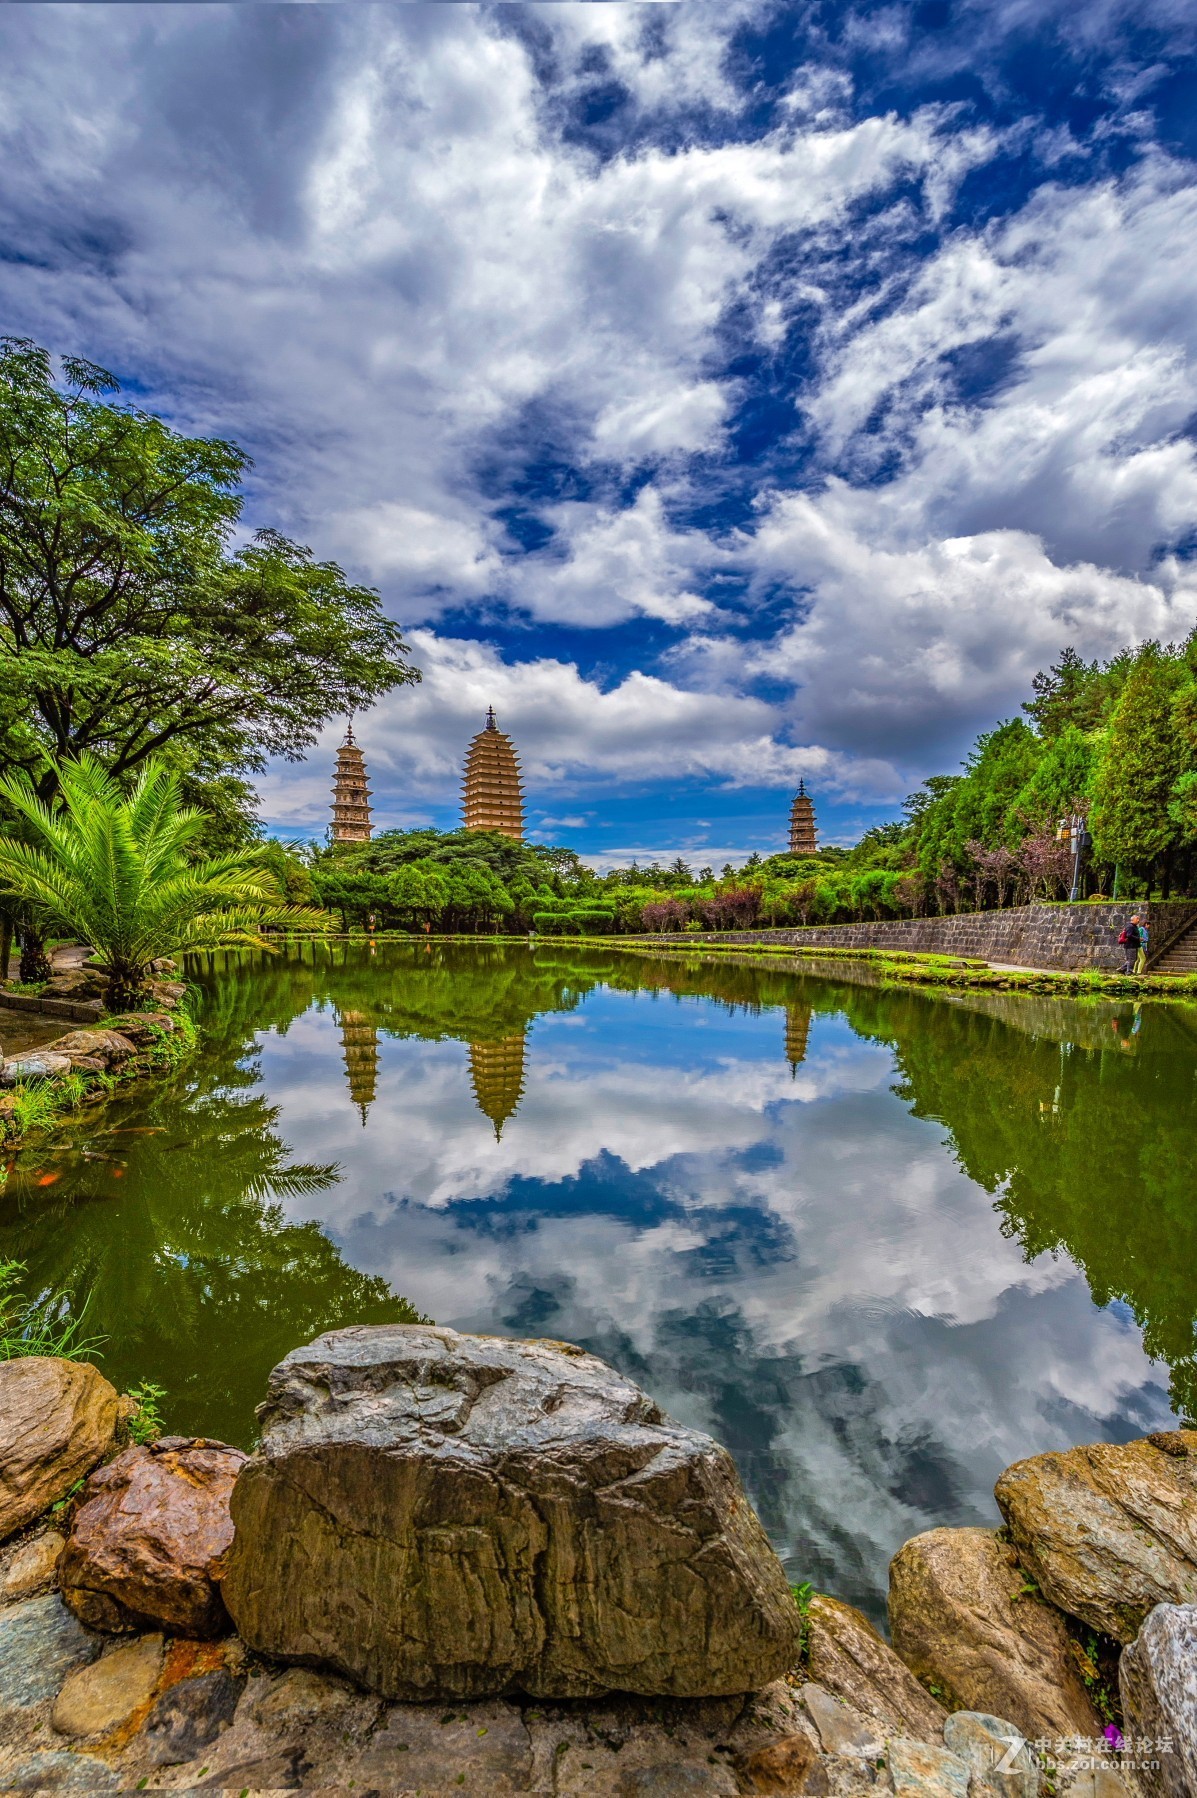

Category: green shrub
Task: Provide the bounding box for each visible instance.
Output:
[125,1381,167,1444]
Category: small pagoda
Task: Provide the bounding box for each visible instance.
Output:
[461,707,524,840]
[788,779,818,855]
[331,722,372,843]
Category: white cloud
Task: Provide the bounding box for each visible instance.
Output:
[0,5,995,640]
[2,4,1195,816]
[516,485,717,625]
[740,505,1197,760]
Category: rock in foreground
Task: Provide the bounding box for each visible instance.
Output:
[805,1590,948,1740]
[222,1325,803,1701]
[1118,1603,1197,1798]
[995,1431,1197,1643]
[888,1526,1102,1741]
[0,1358,120,1543]
[59,1437,245,1637]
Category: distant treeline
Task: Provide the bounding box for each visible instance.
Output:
[268,633,1197,934]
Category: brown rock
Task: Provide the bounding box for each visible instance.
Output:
[222,1325,804,1701]
[59,1437,246,1636]
[44,1030,136,1068]
[995,1432,1197,1642]
[0,1358,120,1542]
[888,1527,1103,1741]
[738,1731,821,1794]
[43,970,107,1000]
[51,1633,164,1737]
[887,1739,970,1798]
[801,1683,884,1754]
[349,1701,534,1795]
[805,1593,947,1740]
[197,1748,306,1788]
[2,1528,65,1602]
[108,1012,177,1045]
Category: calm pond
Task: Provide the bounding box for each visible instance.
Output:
[2,942,1193,1622]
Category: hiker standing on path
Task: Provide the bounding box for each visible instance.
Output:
[1118,914,1142,974]
[1135,917,1150,975]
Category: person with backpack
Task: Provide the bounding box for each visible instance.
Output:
[1135,917,1150,975]
[1118,915,1141,974]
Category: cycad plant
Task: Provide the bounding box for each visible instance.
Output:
[0,755,324,1010]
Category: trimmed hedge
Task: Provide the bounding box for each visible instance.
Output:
[533,909,616,936]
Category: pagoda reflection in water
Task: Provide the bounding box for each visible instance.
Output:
[785,1003,812,1076]
[338,1009,380,1125]
[467,1032,528,1140]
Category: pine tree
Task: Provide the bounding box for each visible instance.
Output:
[1089,647,1187,877]
[1023,647,1103,738]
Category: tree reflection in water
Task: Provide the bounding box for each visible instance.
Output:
[3,937,1193,1500]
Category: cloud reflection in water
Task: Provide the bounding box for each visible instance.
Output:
[257,963,1172,1622]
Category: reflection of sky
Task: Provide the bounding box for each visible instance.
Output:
[253,986,1172,1622]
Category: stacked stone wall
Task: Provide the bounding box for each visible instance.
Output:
[635,901,1197,972]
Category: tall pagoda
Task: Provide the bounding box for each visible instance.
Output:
[784,1003,812,1077]
[339,1009,379,1126]
[788,779,818,855]
[461,707,524,839]
[468,1033,527,1140]
[330,722,372,843]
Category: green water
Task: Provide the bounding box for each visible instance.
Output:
[2,942,1194,1621]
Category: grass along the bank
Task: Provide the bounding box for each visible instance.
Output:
[0,1257,105,1360]
[0,1006,198,1154]
[589,937,1197,997]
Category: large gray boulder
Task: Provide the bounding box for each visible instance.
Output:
[221,1325,802,1701]
[1119,1603,1197,1798]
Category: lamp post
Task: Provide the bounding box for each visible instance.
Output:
[1057,814,1091,902]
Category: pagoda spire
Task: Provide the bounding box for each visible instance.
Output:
[462,706,524,839]
[788,779,817,855]
[330,719,372,843]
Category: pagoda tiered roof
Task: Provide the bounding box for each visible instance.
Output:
[331,722,373,843]
[788,779,818,855]
[461,706,524,839]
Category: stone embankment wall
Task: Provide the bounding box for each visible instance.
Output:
[638,900,1197,972]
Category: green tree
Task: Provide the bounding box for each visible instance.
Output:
[387,861,451,928]
[0,755,322,1009]
[0,339,418,797]
[1022,646,1104,738]
[1089,646,1187,881]
[1009,724,1096,833]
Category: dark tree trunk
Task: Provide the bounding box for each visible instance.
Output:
[0,914,12,983]
[18,930,52,984]
[104,962,151,1014]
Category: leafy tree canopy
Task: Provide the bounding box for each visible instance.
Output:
[0,339,418,798]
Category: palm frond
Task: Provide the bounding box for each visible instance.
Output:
[0,754,330,987]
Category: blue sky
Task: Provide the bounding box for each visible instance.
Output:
[2,2,1196,864]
